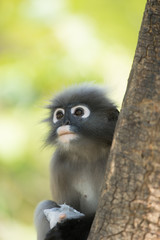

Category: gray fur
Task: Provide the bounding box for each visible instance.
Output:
[34,84,119,240]
[34,200,59,240]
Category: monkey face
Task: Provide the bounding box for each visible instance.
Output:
[52,104,91,145]
[45,84,119,148]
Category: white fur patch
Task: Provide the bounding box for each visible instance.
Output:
[58,133,77,143]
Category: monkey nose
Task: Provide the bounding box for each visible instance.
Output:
[64,120,70,125]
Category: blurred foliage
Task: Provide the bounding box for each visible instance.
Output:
[0,0,146,239]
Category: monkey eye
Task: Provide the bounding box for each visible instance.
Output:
[74,108,84,116]
[53,108,65,123]
[71,105,90,119]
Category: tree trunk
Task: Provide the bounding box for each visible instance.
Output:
[88,0,160,239]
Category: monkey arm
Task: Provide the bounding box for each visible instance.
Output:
[44,215,94,240]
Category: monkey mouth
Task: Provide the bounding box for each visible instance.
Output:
[58,133,77,143]
[59,132,75,137]
[57,126,77,143]
[57,126,75,136]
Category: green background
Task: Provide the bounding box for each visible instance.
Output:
[0,0,146,239]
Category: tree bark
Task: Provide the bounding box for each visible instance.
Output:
[88,0,160,239]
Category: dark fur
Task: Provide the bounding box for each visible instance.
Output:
[45,215,94,240]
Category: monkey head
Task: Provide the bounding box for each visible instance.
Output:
[45,84,119,149]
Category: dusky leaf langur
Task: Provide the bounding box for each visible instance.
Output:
[34,84,119,240]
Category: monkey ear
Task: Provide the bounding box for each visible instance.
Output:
[107,109,119,121]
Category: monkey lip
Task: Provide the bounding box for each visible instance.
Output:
[57,126,77,143]
[59,132,75,137]
[57,128,75,137]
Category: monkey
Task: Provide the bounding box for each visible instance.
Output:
[34,84,119,240]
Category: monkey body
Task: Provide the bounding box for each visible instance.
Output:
[50,144,109,215]
[34,84,119,240]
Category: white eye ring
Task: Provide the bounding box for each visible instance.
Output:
[71,105,90,119]
[53,108,65,124]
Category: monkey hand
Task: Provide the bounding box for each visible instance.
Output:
[44,203,84,229]
[44,215,94,240]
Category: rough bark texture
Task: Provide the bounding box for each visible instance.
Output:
[88,0,160,239]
